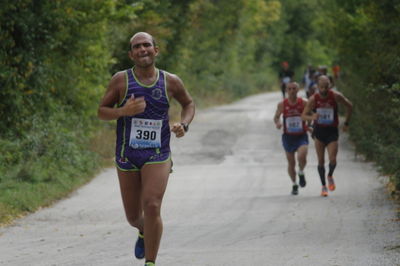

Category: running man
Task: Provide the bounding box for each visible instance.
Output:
[301,75,352,197]
[278,61,295,98]
[274,82,309,195]
[98,32,195,266]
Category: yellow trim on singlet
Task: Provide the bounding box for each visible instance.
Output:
[117,71,129,158]
[131,68,160,88]
[120,118,126,158]
[118,71,129,107]
[164,71,170,104]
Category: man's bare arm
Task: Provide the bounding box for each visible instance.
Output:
[98,72,146,121]
[301,96,317,122]
[335,92,353,124]
[334,91,353,131]
[273,102,283,129]
[167,73,195,138]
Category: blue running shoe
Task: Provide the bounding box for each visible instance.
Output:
[135,232,145,259]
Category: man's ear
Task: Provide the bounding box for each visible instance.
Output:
[128,49,134,61]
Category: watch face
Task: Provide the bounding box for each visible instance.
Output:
[181,123,189,132]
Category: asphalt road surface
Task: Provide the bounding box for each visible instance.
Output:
[1,91,399,266]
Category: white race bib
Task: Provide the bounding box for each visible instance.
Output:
[286,116,303,133]
[316,108,334,125]
[282,77,291,84]
[129,118,162,149]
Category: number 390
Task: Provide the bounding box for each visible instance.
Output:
[136,130,157,140]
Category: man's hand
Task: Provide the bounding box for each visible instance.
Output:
[120,94,146,117]
[275,122,282,129]
[171,123,185,138]
[311,112,319,121]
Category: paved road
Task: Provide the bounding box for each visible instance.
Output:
[1,92,399,266]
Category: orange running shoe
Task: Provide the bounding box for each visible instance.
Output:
[321,186,328,197]
[327,176,336,191]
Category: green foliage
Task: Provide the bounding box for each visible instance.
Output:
[324,0,400,185]
[168,0,283,98]
[265,0,337,79]
[0,0,114,135]
[0,110,101,224]
[0,0,123,223]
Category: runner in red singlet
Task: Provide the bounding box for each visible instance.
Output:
[301,75,352,197]
[274,82,309,195]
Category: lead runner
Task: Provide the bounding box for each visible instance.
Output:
[98,32,195,266]
[302,75,352,197]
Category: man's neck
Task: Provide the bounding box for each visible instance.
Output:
[319,90,329,98]
[288,96,297,104]
[134,65,157,84]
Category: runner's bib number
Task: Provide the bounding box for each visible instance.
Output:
[285,116,303,133]
[316,108,334,125]
[129,118,162,149]
[282,77,291,84]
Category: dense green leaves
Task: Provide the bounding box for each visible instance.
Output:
[323,0,400,185]
[0,0,120,221]
[0,0,114,135]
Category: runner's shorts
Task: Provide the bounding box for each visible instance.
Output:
[282,133,309,153]
[115,147,171,171]
[313,126,339,145]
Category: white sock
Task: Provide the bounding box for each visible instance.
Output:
[298,169,304,175]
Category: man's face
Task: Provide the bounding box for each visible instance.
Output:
[128,33,158,67]
[286,83,298,98]
[318,76,330,96]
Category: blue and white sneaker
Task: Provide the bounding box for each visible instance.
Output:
[135,232,145,259]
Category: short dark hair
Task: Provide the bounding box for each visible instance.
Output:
[129,32,157,50]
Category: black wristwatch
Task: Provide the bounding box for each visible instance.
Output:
[344,121,349,126]
[181,123,189,132]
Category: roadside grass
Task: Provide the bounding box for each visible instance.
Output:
[89,122,116,167]
[0,121,114,226]
[0,172,96,226]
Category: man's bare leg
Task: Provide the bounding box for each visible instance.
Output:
[140,161,171,262]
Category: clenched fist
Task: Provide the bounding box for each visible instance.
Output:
[171,123,185,138]
[120,94,146,117]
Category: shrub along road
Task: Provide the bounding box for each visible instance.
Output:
[0,91,399,266]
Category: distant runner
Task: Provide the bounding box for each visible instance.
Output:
[274,82,309,195]
[279,61,295,98]
[98,32,195,266]
[301,75,352,197]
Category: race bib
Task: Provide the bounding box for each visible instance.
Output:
[316,108,334,125]
[129,118,162,149]
[282,77,291,84]
[286,116,303,133]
